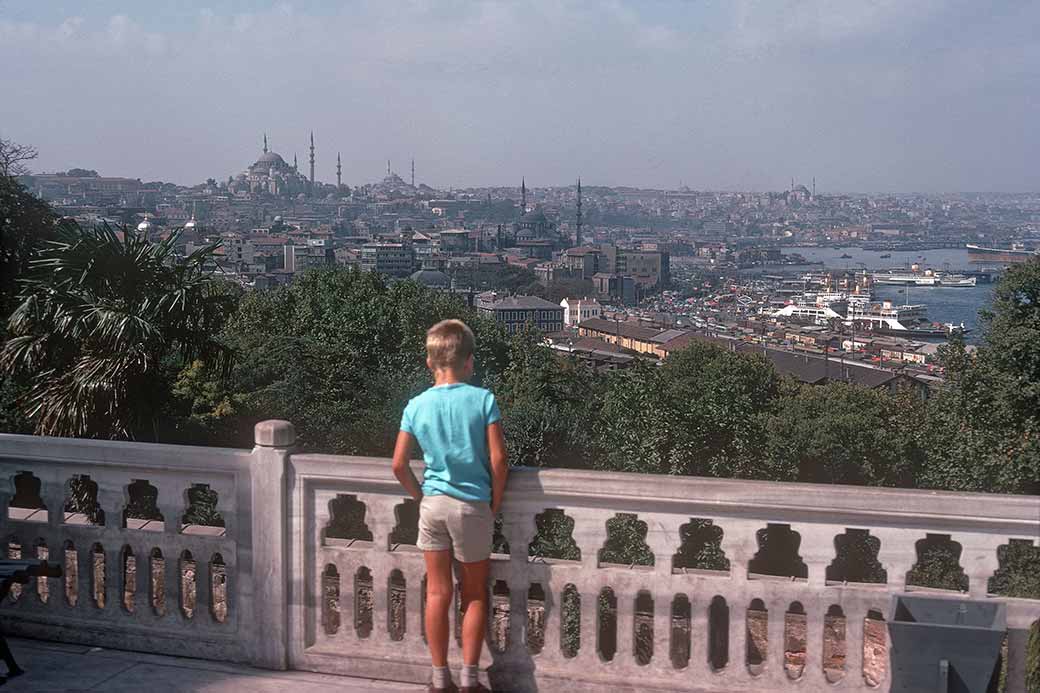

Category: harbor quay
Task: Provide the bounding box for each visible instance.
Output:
[0,422,1037,692]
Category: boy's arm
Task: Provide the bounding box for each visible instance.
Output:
[487,421,508,514]
[392,430,423,502]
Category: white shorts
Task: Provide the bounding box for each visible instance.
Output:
[417,494,493,563]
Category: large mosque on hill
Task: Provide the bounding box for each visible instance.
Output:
[227,134,335,197]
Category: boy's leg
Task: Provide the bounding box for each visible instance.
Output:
[457,558,490,666]
[424,549,454,668]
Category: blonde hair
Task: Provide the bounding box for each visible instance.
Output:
[426,319,475,371]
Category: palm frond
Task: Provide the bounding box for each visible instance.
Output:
[4,220,236,439]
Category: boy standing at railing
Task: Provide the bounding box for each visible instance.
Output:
[392,319,509,693]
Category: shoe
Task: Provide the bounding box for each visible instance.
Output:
[428,684,458,693]
[459,684,489,693]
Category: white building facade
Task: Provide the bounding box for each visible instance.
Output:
[560,297,603,326]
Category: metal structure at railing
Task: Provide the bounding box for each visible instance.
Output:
[1,421,1038,692]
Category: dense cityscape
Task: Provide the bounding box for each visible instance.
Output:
[17,135,1040,392]
[2,2,1040,691]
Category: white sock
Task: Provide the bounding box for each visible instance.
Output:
[460,664,479,687]
[432,665,452,689]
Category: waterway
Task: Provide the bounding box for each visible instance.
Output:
[780,246,995,341]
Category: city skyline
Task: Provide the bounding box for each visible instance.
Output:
[2,1,1038,193]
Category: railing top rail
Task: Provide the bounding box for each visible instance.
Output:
[293,453,1040,534]
[0,433,252,474]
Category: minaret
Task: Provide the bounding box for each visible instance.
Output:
[576,177,583,248]
[387,159,391,177]
[293,153,298,172]
[411,158,415,187]
[336,153,342,188]
[309,131,315,188]
[812,176,816,197]
[521,177,526,212]
[263,133,268,154]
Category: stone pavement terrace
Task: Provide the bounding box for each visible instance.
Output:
[3,636,424,691]
[0,421,1037,692]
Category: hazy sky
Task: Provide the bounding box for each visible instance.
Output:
[1,1,1037,192]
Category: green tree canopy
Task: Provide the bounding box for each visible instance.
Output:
[923,259,1040,494]
[1,223,235,439]
[593,342,781,477]
[177,267,511,452]
[763,381,923,487]
[489,333,603,468]
[0,175,56,315]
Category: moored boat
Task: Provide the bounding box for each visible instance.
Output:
[966,243,1039,264]
[872,269,976,287]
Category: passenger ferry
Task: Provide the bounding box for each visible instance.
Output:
[772,293,967,338]
[872,268,976,287]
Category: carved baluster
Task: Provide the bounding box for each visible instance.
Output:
[96,478,123,532]
[690,595,709,676]
[703,518,756,684]
[501,574,527,668]
[97,481,122,612]
[802,603,828,686]
[874,528,919,591]
[502,508,534,661]
[786,525,833,686]
[157,483,183,538]
[357,495,396,644]
[958,533,1001,599]
[537,578,562,665]
[573,512,608,668]
[643,513,679,677]
[650,590,672,677]
[763,597,788,687]
[360,495,396,553]
[573,510,608,573]
[716,519,758,585]
[794,523,836,589]
[42,477,64,532]
[402,562,424,647]
[42,478,67,613]
[209,478,236,539]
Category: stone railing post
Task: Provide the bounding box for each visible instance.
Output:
[251,419,295,670]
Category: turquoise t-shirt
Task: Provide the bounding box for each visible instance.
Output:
[400,383,501,502]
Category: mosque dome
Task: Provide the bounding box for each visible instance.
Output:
[254,151,286,167]
[409,269,451,288]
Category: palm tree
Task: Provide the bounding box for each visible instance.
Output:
[1,222,234,439]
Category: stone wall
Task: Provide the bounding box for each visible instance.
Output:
[1,423,1039,692]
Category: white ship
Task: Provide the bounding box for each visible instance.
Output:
[772,293,967,338]
[872,268,976,287]
[770,292,871,326]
